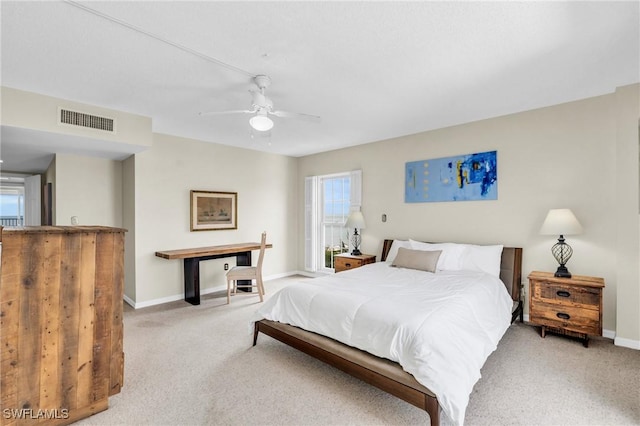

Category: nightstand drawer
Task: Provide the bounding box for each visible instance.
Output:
[334,254,375,273]
[334,256,363,271]
[532,282,600,308]
[530,301,601,335]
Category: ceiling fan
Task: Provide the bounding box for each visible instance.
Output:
[199,75,321,132]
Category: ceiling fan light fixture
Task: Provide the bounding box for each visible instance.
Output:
[249,113,273,132]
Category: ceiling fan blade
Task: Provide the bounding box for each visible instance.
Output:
[198,109,255,117]
[270,110,321,122]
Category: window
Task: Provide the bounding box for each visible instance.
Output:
[0,186,25,226]
[305,170,362,273]
[322,174,350,269]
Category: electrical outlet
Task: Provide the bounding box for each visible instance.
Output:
[224,263,229,271]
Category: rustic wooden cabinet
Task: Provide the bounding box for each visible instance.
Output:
[528,271,604,347]
[0,226,125,425]
[334,253,376,273]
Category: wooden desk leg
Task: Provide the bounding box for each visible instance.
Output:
[236,251,252,293]
[184,258,201,305]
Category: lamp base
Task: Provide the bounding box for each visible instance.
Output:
[350,230,362,257]
[554,265,572,278]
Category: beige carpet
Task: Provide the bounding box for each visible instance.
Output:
[76,276,640,426]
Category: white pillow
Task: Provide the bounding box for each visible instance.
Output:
[385,240,411,263]
[460,244,504,278]
[408,240,467,271]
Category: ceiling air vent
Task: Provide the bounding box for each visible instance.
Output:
[59,108,115,132]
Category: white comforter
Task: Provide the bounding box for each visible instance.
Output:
[253,262,512,425]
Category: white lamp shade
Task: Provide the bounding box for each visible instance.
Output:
[540,208,583,235]
[345,211,366,229]
[249,113,273,131]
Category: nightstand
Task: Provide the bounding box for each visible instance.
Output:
[334,253,376,273]
[528,271,604,347]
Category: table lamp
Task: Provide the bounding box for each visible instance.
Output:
[345,211,366,255]
[539,208,583,278]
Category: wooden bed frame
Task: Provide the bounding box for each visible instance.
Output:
[253,240,523,426]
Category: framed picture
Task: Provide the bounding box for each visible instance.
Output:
[190,190,237,231]
[405,150,497,203]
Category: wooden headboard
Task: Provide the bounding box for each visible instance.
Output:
[380,239,523,302]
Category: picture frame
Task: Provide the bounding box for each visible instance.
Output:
[190,190,237,231]
[405,150,497,203]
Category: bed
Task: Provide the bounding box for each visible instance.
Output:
[252,239,523,426]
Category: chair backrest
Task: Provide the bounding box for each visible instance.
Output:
[256,231,267,274]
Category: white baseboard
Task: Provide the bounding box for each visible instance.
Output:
[125,271,301,309]
[123,293,136,308]
[614,336,640,350]
[265,271,300,280]
[128,291,214,310]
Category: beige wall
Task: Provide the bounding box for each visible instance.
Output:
[122,155,137,303]
[297,85,640,346]
[54,153,123,227]
[1,86,152,148]
[127,133,298,306]
[614,84,640,348]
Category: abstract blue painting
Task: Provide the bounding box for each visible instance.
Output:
[405,150,497,203]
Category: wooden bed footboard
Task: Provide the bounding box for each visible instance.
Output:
[253,319,440,426]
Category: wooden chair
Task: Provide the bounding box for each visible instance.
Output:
[226,231,267,304]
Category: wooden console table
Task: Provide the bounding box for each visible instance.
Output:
[155,242,272,305]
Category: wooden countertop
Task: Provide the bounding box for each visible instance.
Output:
[155,242,272,260]
[0,225,127,238]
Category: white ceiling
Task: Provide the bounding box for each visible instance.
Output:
[1,1,638,173]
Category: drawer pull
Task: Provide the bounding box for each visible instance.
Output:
[556,290,571,298]
[556,312,571,320]
[345,263,351,268]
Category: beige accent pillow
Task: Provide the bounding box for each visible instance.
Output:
[391,247,441,272]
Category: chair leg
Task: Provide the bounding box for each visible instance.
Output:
[227,277,264,303]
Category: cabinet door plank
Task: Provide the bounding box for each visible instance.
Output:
[0,233,23,424]
[58,233,82,411]
[40,234,62,410]
[109,233,125,395]
[92,232,115,403]
[17,233,45,413]
[76,232,97,408]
